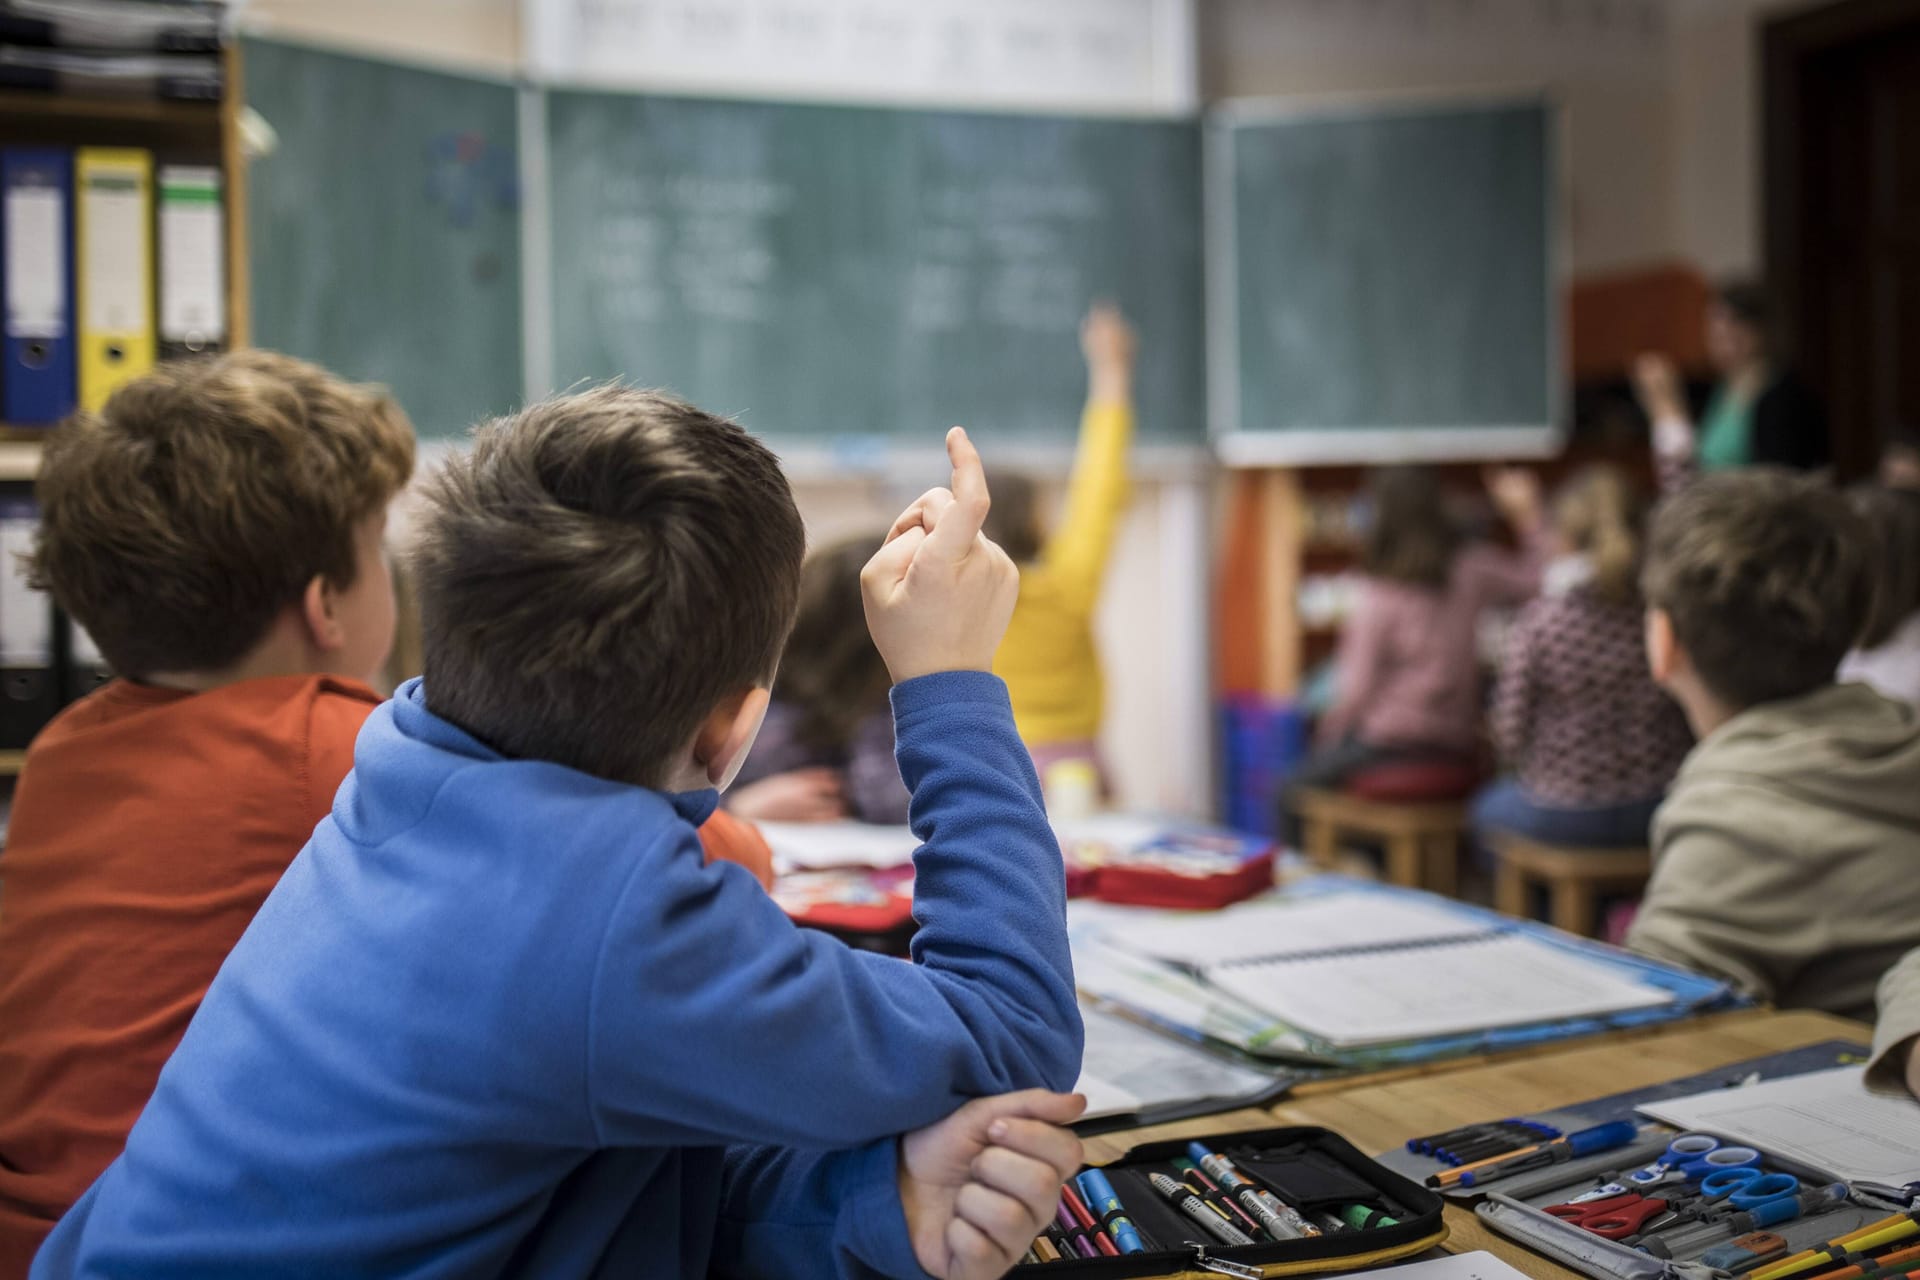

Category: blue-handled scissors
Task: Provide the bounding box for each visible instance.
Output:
[1611,1170,1803,1244]
[1701,1168,1800,1212]
[1626,1134,1762,1187]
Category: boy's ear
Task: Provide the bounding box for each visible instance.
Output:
[694,687,773,791]
[1645,607,1678,684]
[300,574,348,654]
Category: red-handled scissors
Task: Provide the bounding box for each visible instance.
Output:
[1547,1190,1696,1241]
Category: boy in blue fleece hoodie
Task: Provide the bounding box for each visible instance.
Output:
[35,389,1085,1279]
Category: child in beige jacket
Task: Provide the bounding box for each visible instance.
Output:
[1626,471,1920,1021]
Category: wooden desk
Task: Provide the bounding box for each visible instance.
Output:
[1085,1008,1870,1280]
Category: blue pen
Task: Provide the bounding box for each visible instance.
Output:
[1076,1169,1147,1254]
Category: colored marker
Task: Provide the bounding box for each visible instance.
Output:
[1151,1171,1256,1247]
[1189,1142,1322,1239]
[1173,1158,1267,1237]
[1061,1183,1098,1231]
[1340,1204,1402,1231]
[1076,1169,1148,1254]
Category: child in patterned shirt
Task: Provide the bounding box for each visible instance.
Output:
[1473,465,1693,853]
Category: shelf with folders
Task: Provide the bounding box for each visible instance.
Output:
[0,37,249,453]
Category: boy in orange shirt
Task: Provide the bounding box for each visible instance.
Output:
[0,356,782,1275]
[0,351,416,1272]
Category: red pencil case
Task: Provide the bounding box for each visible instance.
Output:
[1061,827,1277,910]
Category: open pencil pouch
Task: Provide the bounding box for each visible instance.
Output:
[1012,1125,1449,1279]
[1469,1141,1913,1280]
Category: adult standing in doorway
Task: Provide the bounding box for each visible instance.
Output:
[1632,280,1828,487]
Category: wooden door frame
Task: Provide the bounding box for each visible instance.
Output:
[1764,0,1920,371]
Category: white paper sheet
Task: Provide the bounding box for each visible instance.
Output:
[1073,1003,1280,1121]
[1070,936,1317,1059]
[1356,1252,1538,1280]
[1117,892,1483,968]
[1209,933,1673,1049]
[760,821,920,873]
[1638,1066,1920,1185]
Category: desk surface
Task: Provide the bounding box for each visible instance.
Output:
[1084,1008,1870,1280]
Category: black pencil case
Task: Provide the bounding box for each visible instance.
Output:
[1012,1125,1449,1278]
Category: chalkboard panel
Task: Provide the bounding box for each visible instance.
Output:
[244,38,523,439]
[547,91,1204,450]
[1214,97,1558,464]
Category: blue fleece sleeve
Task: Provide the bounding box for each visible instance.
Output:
[587,671,1081,1150]
[710,1140,929,1280]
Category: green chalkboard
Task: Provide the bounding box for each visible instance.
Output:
[546,92,1204,451]
[1216,98,1557,461]
[244,38,523,439]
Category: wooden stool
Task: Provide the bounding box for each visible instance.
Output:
[1292,787,1469,896]
[1491,835,1652,938]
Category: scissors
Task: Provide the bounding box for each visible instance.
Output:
[1619,1172,1805,1242]
[1572,1143,1766,1203]
[1551,1171,1801,1242]
[1625,1134,1763,1187]
[1548,1189,1699,1241]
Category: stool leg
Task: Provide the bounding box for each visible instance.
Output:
[1386,832,1421,887]
[1424,832,1459,898]
[1552,880,1597,937]
[1495,860,1528,919]
[1304,819,1338,870]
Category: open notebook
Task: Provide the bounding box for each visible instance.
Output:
[1083,890,1677,1051]
[1206,932,1674,1048]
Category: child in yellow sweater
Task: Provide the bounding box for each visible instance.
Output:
[987,304,1135,788]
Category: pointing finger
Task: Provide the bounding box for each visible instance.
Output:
[926,427,991,559]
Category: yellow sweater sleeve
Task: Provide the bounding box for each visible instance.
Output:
[1037,398,1133,615]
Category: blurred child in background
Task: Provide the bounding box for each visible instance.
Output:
[1839,485,1920,708]
[1474,466,1692,852]
[728,536,911,825]
[1293,465,1545,793]
[987,304,1136,797]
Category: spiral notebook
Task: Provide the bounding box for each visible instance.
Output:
[1204,931,1675,1049]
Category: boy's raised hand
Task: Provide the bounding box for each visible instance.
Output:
[899,1090,1087,1280]
[861,427,1020,684]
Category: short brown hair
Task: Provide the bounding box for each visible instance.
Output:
[411,386,805,788]
[30,350,415,678]
[1852,485,1920,650]
[1642,469,1874,709]
[1362,467,1461,588]
[982,471,1043,565]
[780,534,892,752]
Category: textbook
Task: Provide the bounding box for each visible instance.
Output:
[1069,878,1743,1075]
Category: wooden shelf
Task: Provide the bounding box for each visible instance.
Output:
[0,90,221,130]
[0,750,27,778]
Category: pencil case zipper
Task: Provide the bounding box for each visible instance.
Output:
[1477,1192,1707,1280]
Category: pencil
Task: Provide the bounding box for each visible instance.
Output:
[1796,1243,1920,1280]
[1752,1214,1920,1280]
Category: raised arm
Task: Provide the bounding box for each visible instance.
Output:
[588,431,1081,1151]
[1040,305,1136,614]
[1460,467,1548,608]
[1634,354,1698,495]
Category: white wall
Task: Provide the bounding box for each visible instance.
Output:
[1202,0,1677,276]
[1666,0,1828,279]
[235,0,520,73]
